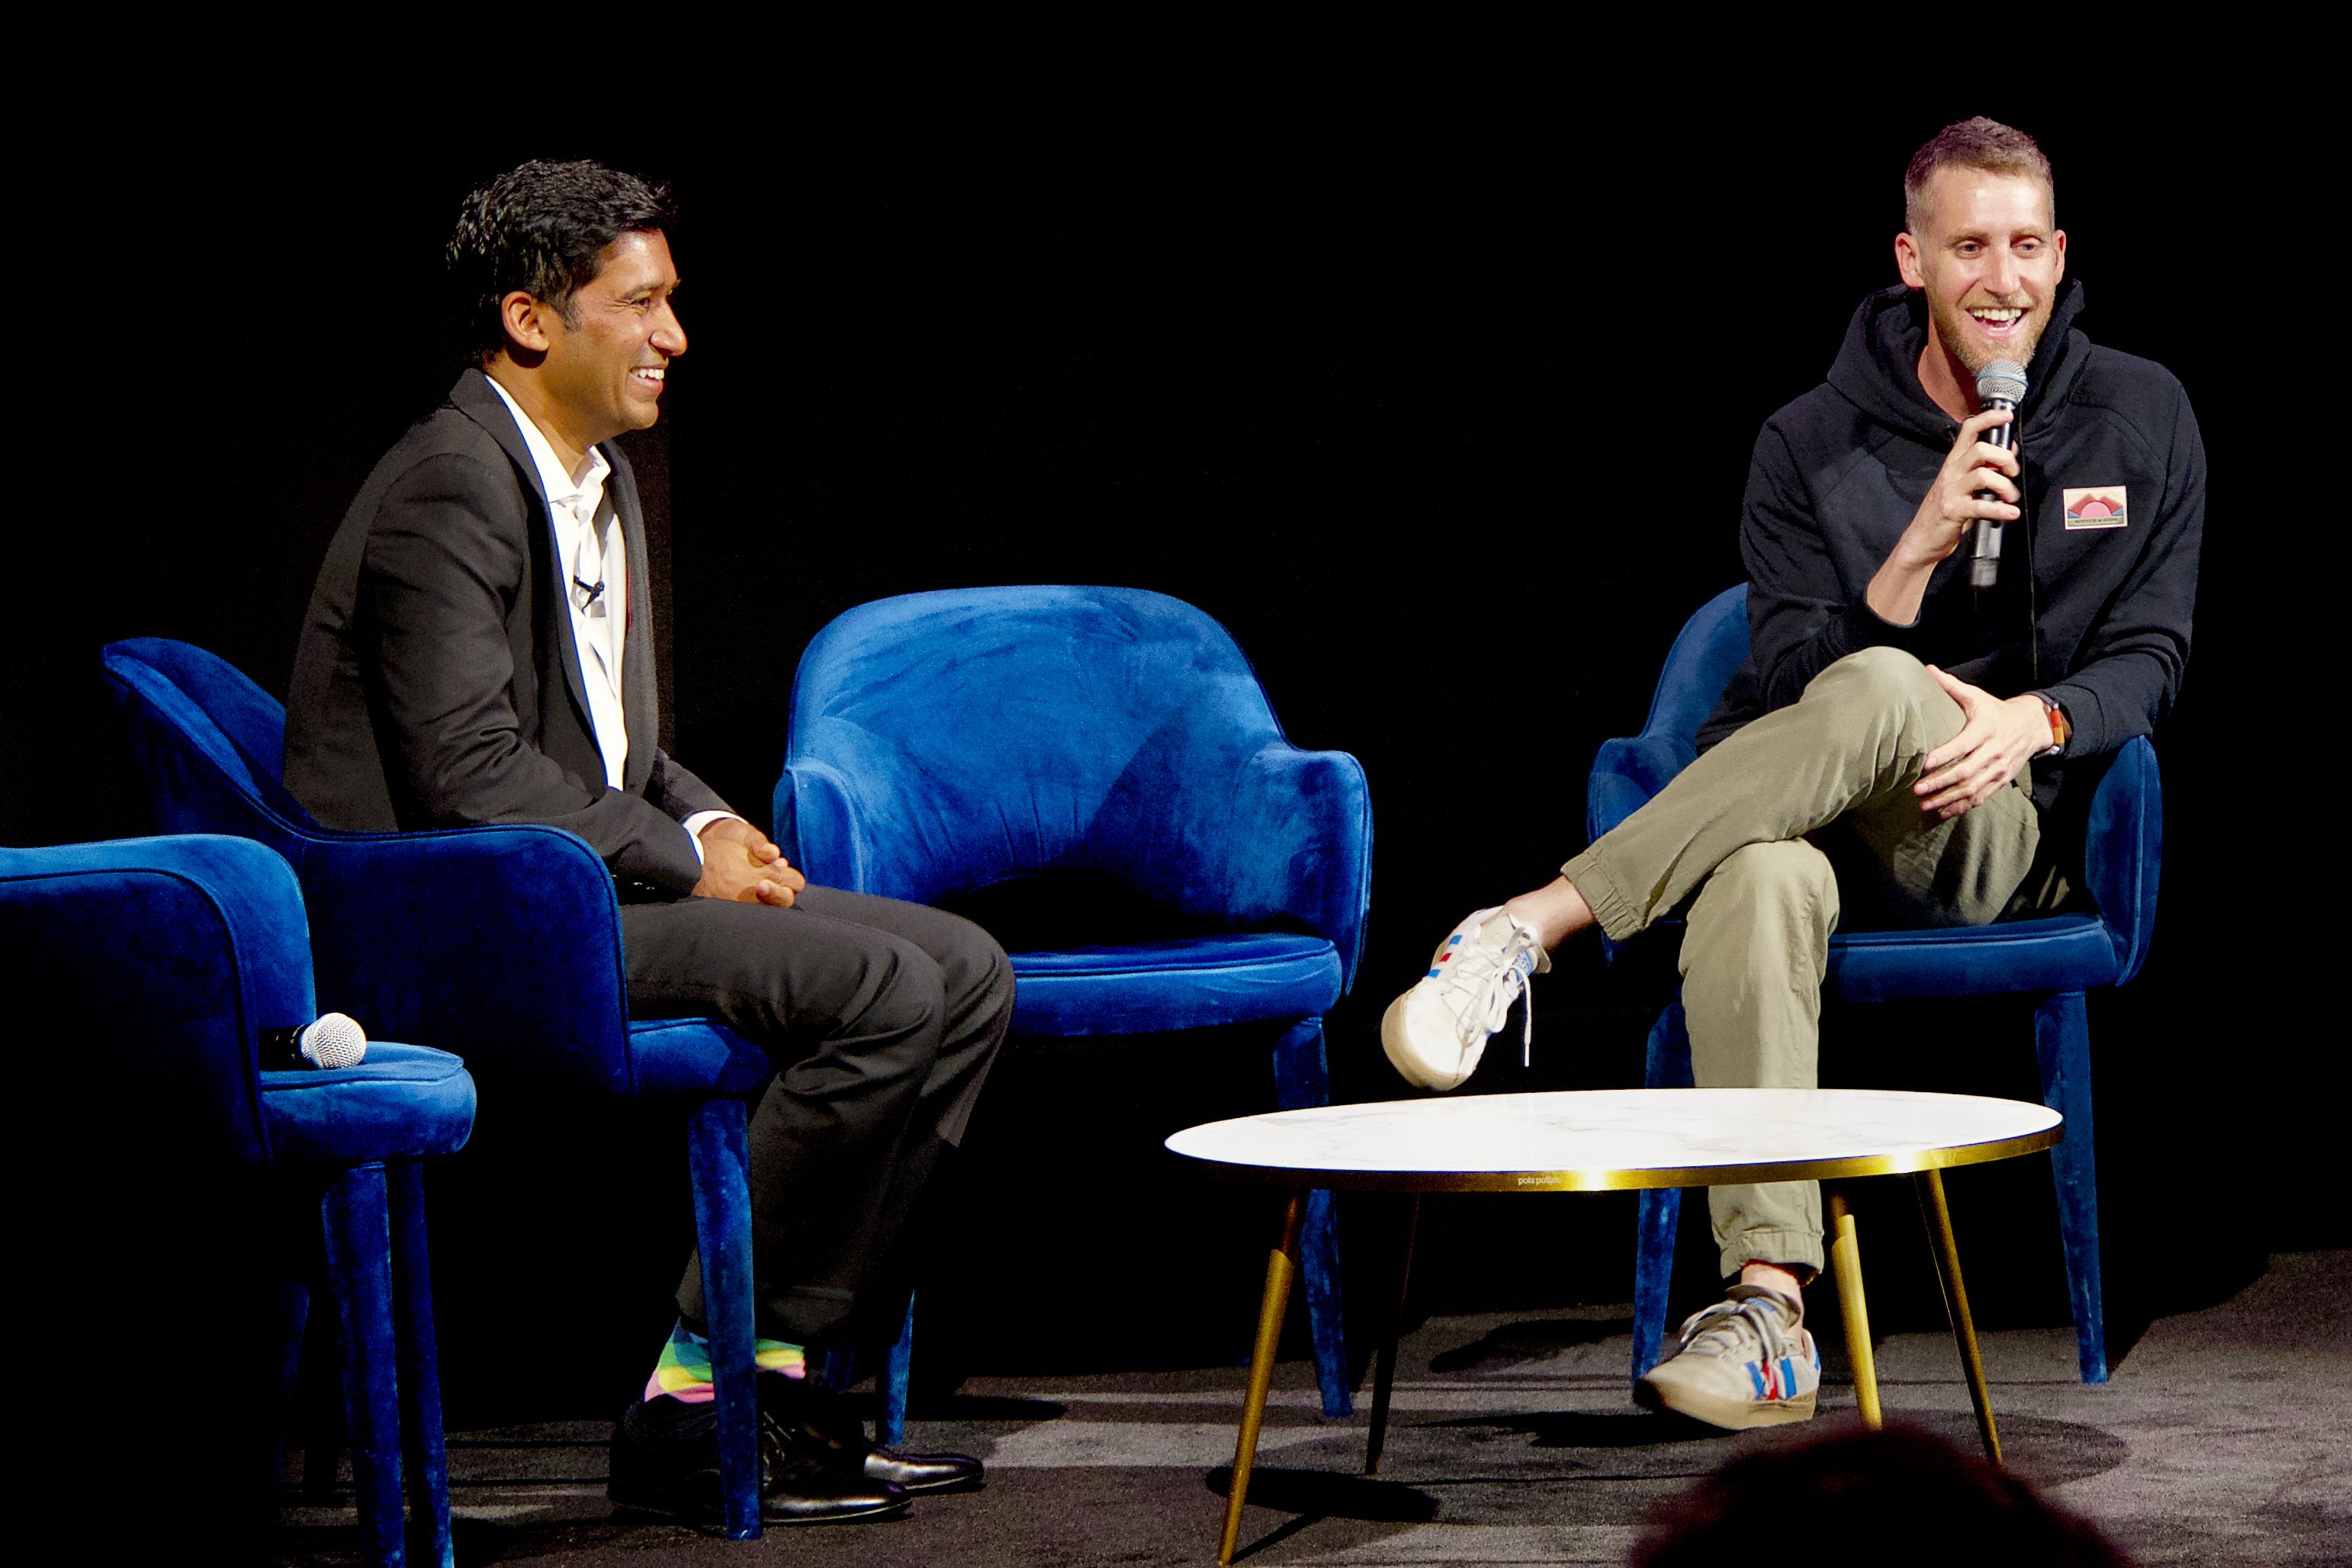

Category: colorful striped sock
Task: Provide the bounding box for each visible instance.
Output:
[643,1318,806,1405]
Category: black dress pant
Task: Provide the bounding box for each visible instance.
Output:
[620,885,1013,1347]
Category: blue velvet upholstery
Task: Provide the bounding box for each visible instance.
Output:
[0,835,477,1566]
[781,589,1370,984]
[1004,934,1345,1037]
[262,1046,480,1167]
[1594,586,2158,1386]
[780,586,1372,1425]
[101,639,775,1541]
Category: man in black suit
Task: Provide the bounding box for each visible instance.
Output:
[285,159,1013,1528]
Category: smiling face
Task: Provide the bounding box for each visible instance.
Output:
[523,229,686,455]
[1895,167,2065,407]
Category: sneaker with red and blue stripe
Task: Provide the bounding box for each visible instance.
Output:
[1637,1284,1820,1428]
[1380,906,1550,1091]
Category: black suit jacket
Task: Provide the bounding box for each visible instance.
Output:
[286,369,725,896]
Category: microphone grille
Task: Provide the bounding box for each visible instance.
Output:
[301,1011,369,1069]
[1975,359,2028,406]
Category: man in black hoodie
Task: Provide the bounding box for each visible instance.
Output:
[1380,117,2202,1429]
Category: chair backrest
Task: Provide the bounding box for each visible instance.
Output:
[2084,734,2162,985]
[101,638,318,847]
[1591,586,2162,976]
[1583,588,1753,849]
[0,835,318,1169]
[779,586,1367,953]
[1642,584,1753,747]
[101,637,642,1097]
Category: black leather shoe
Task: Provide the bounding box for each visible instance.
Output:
[762,1377,986,1495]
[609,1396,911,1528]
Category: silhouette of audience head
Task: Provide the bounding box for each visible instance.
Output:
[1632,1422,2133,1567]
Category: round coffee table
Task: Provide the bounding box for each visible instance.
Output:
[1167,1088,2063,1565]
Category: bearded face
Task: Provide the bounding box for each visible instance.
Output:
[1898,168,2066,384]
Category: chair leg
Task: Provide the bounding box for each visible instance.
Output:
[320,1162,406,1568]
[2033,991,2109,1383]
[686,1097,762,1541]
[1631,1004,1692,1386]
[268,1278,310,1496]
[1645,1003,1695,1091]
[1271,1018,1351,1417]
[1632,1189,1682,1384]
[1298,1190,1347,1418]
[295,1291,346,1503]
[878,1296,914,1448]
[388,1162,453,1568]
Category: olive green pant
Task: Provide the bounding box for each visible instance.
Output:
[1562,647,2042,1278]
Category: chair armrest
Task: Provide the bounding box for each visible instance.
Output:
[0,834,316,1166]
[1587,734,1695,843]
[280,821,638,1100]
[773,759,870,893]
[2081,734,2163,986]
[1236,744,1374,992]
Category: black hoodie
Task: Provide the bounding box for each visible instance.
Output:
[1697,278,2205,817]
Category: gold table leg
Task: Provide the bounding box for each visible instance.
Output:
[1219,1192,1306,1566]
[1364,1194,1420,1476]
[1915,1168,2000,1463]
[1827,1188,1881,1428]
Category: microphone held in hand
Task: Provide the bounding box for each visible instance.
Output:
[259,1011,368,1070]
[1970,359,2029,590]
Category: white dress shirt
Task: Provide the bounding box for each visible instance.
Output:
[485,377,734,860]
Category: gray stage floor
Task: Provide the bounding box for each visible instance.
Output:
[271,1251,2349,1566]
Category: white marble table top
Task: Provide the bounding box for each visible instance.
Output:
[1165,1089,2061,1191]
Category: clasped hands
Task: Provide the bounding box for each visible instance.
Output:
[692,816,808,907]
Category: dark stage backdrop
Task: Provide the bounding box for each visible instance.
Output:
[15,94,2333,1420]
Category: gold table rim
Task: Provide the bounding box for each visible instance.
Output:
[1172,1125,2060,1192]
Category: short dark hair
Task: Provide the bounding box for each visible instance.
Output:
[446,159,673,365]
[1904,117,2055,233]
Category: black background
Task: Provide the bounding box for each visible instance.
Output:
[14,85,2334,1486]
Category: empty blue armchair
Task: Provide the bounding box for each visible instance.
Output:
[0,834,476,1567]
[1592,586,2160,1386]
[779,586,1373,1420]
[101,639,780,1541]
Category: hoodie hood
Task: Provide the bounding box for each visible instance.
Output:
[1825,277,2090,444]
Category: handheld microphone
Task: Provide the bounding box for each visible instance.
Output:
[1970,359,2028,590]
[259,1011,368,1070]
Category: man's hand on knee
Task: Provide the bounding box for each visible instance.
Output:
[1913,666,2046,820]
[692,817,809,906]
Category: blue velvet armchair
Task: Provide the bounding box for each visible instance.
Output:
[1592,586,2160,1386]
[0,834,477,1567]
[778,586,1373,1421]
[100,639,782,1541]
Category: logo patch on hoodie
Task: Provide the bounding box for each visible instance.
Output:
[2063,486,2129,530]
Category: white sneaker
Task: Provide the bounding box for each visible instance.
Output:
[1380,907,1550,1091]
[1636,1285,1820,1428]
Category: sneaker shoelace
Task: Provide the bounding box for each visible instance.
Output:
[1437,917,1544,1067]
[1675,1292,1801,1365]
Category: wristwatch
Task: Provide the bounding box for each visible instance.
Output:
[2030,692,2071,757]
